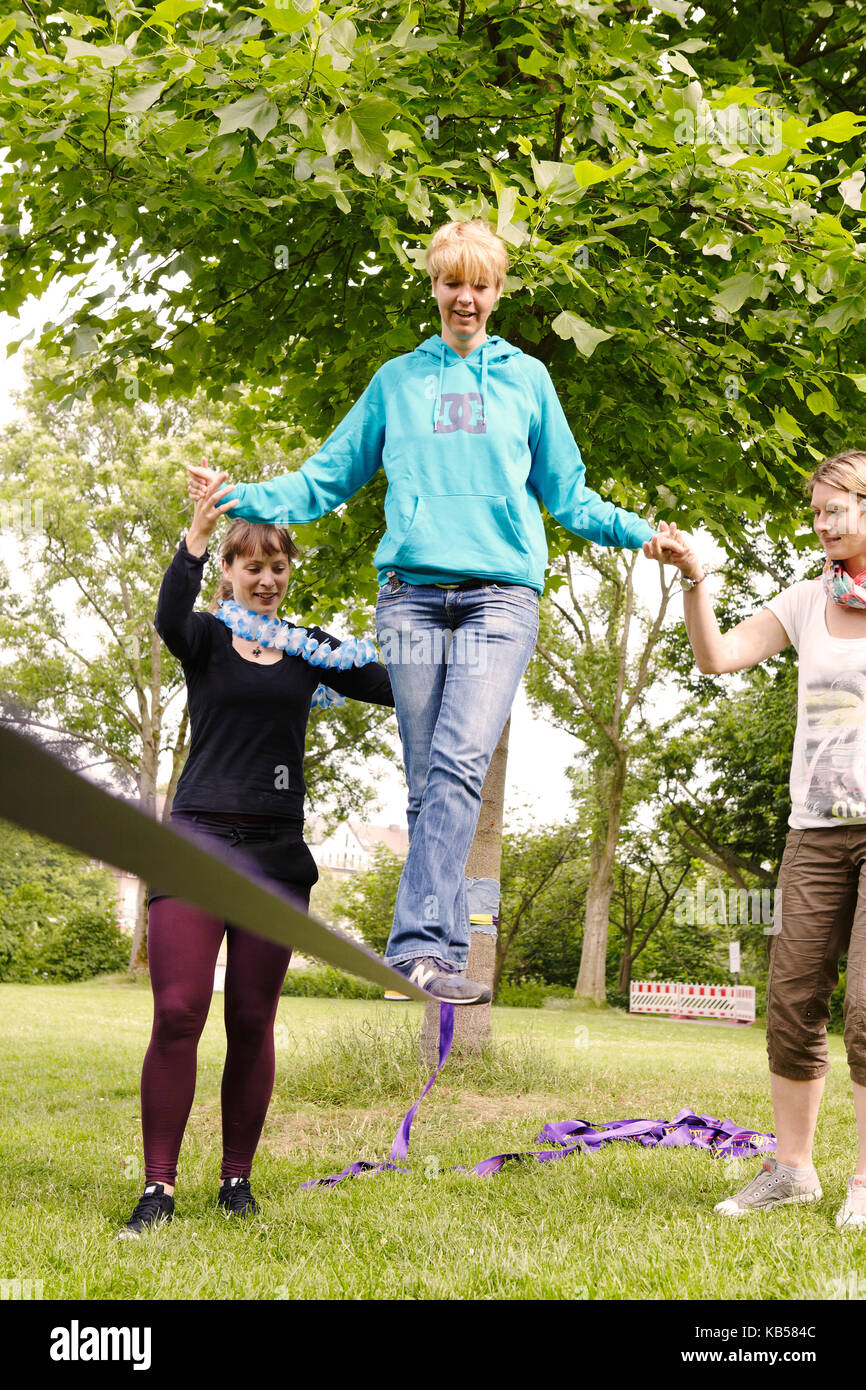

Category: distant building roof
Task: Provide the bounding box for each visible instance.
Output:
[306,816,408,857]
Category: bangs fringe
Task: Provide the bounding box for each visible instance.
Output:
[220,520,299,563]
[806,450,866,499]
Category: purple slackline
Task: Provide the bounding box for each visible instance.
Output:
[300,1002,456,1189]
[300,1005,775,1190]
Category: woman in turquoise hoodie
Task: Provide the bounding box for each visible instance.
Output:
[189,219,676,1003]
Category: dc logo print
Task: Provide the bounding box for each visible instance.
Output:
[434,392,486,434]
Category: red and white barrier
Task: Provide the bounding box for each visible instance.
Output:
[630,981,755,1024]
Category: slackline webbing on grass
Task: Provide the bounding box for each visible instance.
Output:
[303,1107,777,1188]
[0,725,776,1189]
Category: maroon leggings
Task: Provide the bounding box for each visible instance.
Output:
[142,898,299,1183]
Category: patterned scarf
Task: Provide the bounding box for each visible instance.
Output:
[822,559,866,610]
[214,600,378,710]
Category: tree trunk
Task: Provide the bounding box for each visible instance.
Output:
[617,940,634,995]
[128,743,159,974]
[129,879,150,973]
[574,754,626,1004]
[421,718,510,1064]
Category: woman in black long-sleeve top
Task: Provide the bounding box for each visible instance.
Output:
[118,473,394,1239]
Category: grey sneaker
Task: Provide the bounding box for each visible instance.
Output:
[395,956,491,1005]
[836,1177,866,1229]
[714,1157,822,1216]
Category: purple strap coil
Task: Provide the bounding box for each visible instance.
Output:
[300,1007,775,1189]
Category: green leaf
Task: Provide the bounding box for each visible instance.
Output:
[847,376,866,393]
[70,326,100,361]
[215,90,280,142]
[532,158,572,193]
[702,238,733,260]
[518,50,547,77]
[772,408,804,439]
[319,16,356,71]
[666,51,698,79]
[390,8,417,46]
[253,2,318,34]
[496,185,518,232]
[572,157,632,188]
[62,37,129,67]
[805,381,838,419]
[714,273,764,313]
[121,81,167,114]
[495,185,529,248]
[150,0,204,26]
[551,312,613,358]
[0,16,16,45]
[323,97,399,176]
[839,171,864,211]
[654,0,689,19]
[805,112,866,142]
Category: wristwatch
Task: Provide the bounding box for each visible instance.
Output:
[681,570,707,591]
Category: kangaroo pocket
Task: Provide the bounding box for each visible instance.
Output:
[388,494,529,574]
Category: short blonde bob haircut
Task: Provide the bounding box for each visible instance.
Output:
[806,450,866,499]
[425,219,509,289]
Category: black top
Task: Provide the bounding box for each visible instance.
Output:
[155,538,395,820]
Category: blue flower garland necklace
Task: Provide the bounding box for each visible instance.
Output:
[214,599,378,710]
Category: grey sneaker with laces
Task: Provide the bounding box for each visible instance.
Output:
[714,1156,822,1216]
[394,956,491,1004]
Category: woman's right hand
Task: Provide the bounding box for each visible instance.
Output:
[185,471,239,555]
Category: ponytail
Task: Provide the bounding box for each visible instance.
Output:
[207,574,235,614]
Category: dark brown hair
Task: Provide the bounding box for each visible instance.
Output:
[207,520,300,612]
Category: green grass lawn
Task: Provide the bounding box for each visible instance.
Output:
[1,979,864,1301]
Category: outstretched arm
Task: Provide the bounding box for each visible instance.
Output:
[643,521,791,673]
[187,374,387,525]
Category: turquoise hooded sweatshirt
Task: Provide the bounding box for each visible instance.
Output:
[223,335,654,593]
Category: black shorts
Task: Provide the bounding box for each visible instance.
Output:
[147,810,319,908]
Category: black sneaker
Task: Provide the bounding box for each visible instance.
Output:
[218,1176,260,1217]
[117,1183,174,1241]
[395,956,491,1005]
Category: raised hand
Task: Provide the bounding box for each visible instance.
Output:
[185,471,240,556]
[186,457,225,501]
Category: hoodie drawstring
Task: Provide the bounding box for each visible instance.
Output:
[480,341,488,427]
[433,337,489,432]
[433,341,446,432]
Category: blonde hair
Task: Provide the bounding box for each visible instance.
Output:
[425,219,509,289]
[207,520,299,612]
[806,450,866,499]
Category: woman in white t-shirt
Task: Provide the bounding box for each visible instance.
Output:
[647,449,866,1229]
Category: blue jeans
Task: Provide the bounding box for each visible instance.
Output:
[375,579,540,970]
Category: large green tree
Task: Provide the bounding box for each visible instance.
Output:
[2,0,864,1023]
[0,0,864,622]
[0,372,397,966]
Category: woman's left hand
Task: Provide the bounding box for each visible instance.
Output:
[643,520,689,568]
